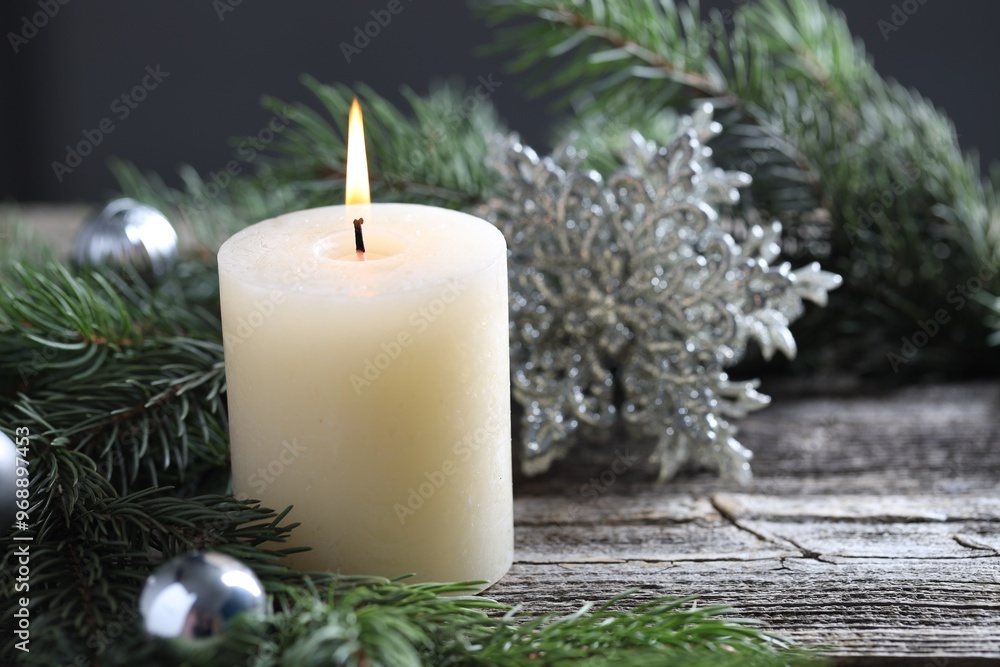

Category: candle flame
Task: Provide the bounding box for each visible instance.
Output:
[345,98,371,206]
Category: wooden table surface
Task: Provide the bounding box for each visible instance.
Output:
[11,205,1000,665]
[493,382,1000,665]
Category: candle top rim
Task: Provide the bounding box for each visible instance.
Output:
[218,203,507,297]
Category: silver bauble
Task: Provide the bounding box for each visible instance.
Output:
[0,431,19,534]
[140,551,266,641]
[73,198,178,281]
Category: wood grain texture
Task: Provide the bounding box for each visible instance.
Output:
[491,560,1000,664]
[493,382,1000,664]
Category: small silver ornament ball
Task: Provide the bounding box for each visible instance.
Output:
[73,198,178,281]
[0,431,19,533]
[140,551,266,641]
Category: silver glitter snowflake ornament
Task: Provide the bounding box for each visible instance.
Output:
[479,104,842,483]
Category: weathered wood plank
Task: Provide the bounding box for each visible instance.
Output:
[488,558,1000,663]
[514,382,1000,496]
[514,519,797,563]
[733,518,1000,559]
[515,493,1000,561]
[714,493,1000,523]
[513,494,715,525]
[724,382,1000,495]
[517,492,1000,526]
[7,203,88,257]
[713,493,1000,558]
[507,486,1000,662]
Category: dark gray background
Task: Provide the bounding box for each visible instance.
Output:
[1,0,997,203]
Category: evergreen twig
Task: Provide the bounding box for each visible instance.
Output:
[476,0,1000,377]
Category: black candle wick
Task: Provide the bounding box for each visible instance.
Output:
[353,217,366,258]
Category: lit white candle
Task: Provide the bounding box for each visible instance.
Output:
[217,101,512,587]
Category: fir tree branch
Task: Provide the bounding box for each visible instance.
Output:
[476,0,1000,376]
[259,77,506,210]
[111,77,509,262]
[0,263,229,494]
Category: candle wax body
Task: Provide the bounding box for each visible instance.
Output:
[218,204,512,586]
